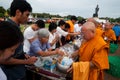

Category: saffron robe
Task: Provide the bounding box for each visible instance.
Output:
[73,62,90,80]
[103,29,116,44]
[96,28,104,37]
[74,35,109,80]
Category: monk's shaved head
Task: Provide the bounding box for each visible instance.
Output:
[105,22,111,25]
[105,22,112,29]
[81,22,96,41]
[87,18,96,22]
[82,22,96,33]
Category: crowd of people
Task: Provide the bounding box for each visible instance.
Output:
[0,0,120,80]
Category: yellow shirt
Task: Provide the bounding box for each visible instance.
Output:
[66,20,74,33]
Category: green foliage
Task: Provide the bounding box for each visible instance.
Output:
[0,13,4,17]
[0,6,6,14]
[45,23,49,28]
[77,16,84,21]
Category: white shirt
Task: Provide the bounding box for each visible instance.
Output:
[23,26,38,53]
[48,32,56,49]
[56,27,68,38]
[74,24,82,32]
[0,67,7,80]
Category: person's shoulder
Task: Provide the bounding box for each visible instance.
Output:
[95,36,106,44]
[7,18,19,27]
[57,27,62,31]
[110,29,115,33]
[32,39,39,44]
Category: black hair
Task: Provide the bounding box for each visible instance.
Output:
[0,21,24,50]
[58,20,66,26]
[65,23,70,29]
[78,19,86,25]
[48,22,57,32]
[35,20,45,28]
[10,0,32,16]
[70,16,77,21]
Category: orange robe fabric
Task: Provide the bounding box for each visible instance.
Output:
[73,62,90,80]
[103,29,116,44]
[96,28,104,37]
[76,35,109,80]
[66,20,74,33]
[66,20,75,40]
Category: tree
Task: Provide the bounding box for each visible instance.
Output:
[77,16,84,21]
[0,6,6,14]
[0,13,4,17]
[0,6,6,17]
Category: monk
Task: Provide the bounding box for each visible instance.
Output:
[87,18,104,37]
[103,22,116,45]
[68,22,109,80]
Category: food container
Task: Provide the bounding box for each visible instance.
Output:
[57,56,73,73]
[34,57,43,67]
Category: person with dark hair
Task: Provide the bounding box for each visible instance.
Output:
[74,19,86,33]
[66,15,77,33]
[58,20,66,27]
[56,20,80,47]
[1,0,37,80]
[66,16,78,41]
[10,0,32,19]
[0,21,23,80]
[64,23,70,31]
[23,20,45,53]
[48,22,59,49]
[61,23,70,45]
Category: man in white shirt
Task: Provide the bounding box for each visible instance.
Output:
[74,20,86,33]
[48,22,59,49]
[23,20,45,53]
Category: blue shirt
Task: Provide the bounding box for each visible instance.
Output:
[112,25,120,36]
[29,39,51,56]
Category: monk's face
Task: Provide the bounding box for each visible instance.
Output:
[81,27,94,40]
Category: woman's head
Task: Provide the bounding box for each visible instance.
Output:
[38,28,49,43]
[0,21,23,62]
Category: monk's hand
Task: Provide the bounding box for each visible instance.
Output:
[67,66,73,73]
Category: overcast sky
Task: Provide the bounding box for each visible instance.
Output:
[0,0,120,18]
